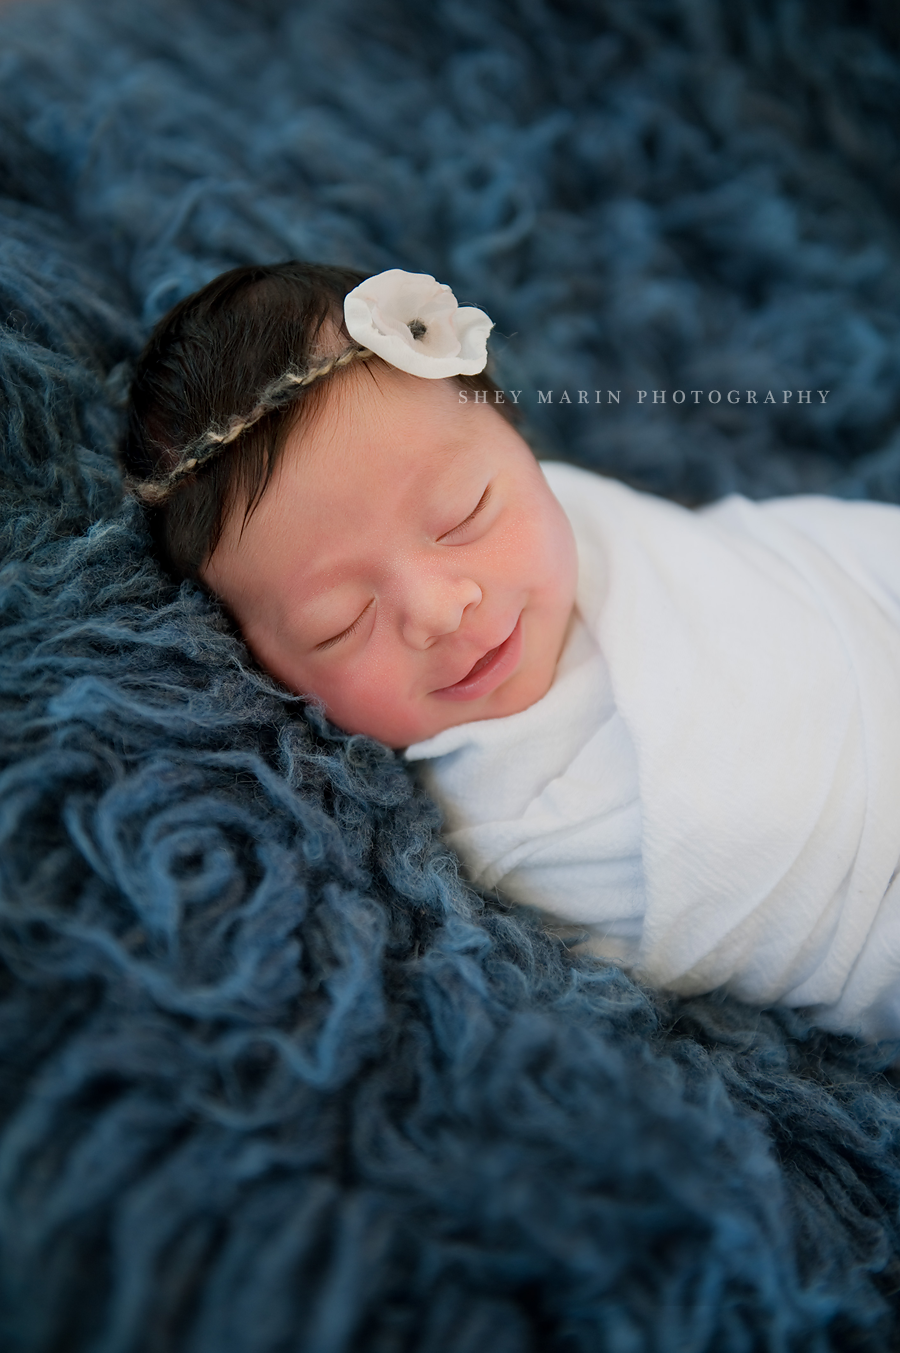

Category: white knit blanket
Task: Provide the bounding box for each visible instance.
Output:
[406,462,900,1041]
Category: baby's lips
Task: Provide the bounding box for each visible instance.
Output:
[438,642,502,691]
[432,620,511,690]
[431,617,524,701]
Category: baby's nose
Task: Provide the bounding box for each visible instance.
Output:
[402,575,482,649]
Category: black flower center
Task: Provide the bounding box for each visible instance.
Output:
[408,319,427,341]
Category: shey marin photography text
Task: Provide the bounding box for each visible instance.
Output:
[459,388,832,405]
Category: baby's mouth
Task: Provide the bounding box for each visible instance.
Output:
[463,645,502,679]
[432,617,524,702]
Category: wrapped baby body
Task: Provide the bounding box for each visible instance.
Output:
[406,462,900,1042]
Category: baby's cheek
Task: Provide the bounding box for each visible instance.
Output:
[543,506,578,593]
[321,649,413,739]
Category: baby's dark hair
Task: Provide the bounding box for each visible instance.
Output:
[121,261,510,580]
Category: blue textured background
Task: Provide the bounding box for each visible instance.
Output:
[3,1,900,1349]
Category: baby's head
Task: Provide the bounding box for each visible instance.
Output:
[123,263,577,747]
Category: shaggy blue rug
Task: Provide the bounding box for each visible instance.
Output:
[3,1,900,1348]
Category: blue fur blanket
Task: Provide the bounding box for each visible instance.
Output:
[3,1,900,1348]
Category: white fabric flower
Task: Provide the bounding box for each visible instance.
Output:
[343,269,493,378]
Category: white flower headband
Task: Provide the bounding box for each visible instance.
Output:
[128,269,494,505]
[343,269,493,378]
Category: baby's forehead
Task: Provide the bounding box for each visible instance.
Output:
[273,366,485,482]
[307,357,466,432]
[220,360,522,564]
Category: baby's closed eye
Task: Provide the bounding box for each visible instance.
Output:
[315,598,374,651]
[438,485,492,542]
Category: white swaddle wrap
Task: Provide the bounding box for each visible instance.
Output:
[406,462,900,1041]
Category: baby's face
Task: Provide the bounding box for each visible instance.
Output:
[202,364,577,748]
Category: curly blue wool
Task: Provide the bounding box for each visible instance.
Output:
[2,1,900,1349]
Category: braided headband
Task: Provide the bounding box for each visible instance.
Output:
[126,344,371,506]
[127,269,494,507]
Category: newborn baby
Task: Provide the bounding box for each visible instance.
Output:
[124,262,900,1044]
